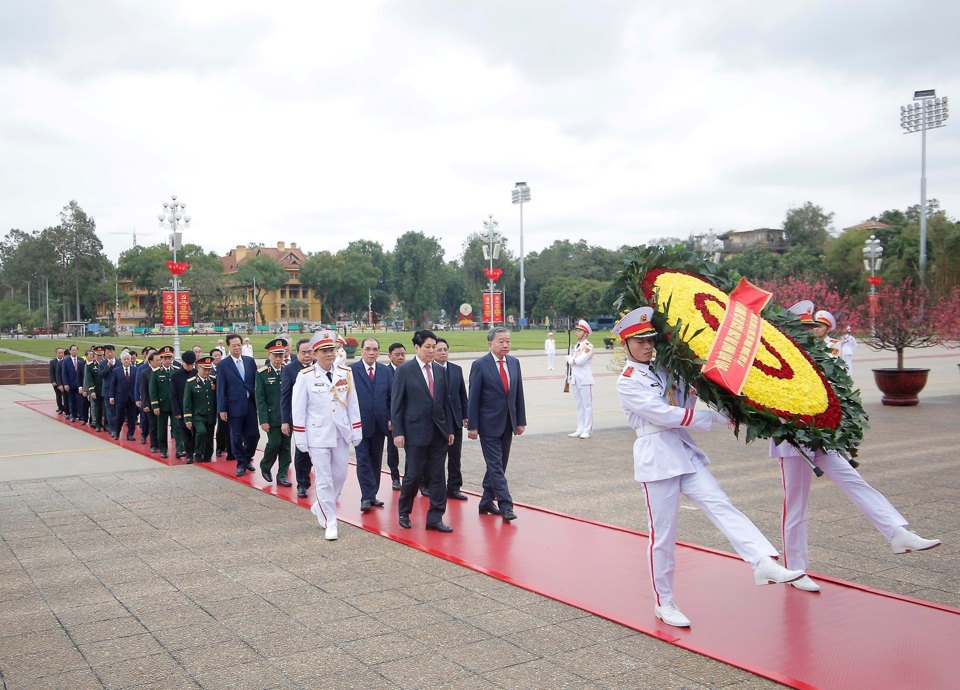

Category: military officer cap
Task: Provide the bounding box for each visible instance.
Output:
[612,307,656,340]
[265,338,288,354]
[309,330,337,351]
[158,345,175,357]
[788,300,816,326]
[814,309,837,331]
[141,345,154,355]
[575,319,592,336]
[92,346,104,353]
[196,356,214,368]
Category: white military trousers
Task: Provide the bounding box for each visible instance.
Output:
[309,437,350,525]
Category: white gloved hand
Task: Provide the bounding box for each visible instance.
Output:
[565,355,573,365]
[294,432,308,453]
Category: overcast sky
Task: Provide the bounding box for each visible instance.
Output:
[2,0,959,263]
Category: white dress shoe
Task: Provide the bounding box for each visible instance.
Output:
[654,602,691,628]
[325,521,339,541]
[568,430,583,438]
[310,502,326,528]
[753,556,805,586]
[789,575,821,592]
[891,527,941,554]
[579,433,591,439]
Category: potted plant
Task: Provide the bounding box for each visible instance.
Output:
[342,337,359,358]
[866,279,960,405]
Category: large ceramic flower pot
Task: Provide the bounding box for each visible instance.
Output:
[872,368,929,406]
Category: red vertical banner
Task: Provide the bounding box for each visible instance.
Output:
[482,293,504,324]
[161,291,175,326]
[177,291,191,326]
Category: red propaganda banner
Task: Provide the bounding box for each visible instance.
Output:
[161,291,192,327]
[702,278,772,395]
[482,292,503,324]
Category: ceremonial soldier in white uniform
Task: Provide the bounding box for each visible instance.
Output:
[566,319,595,439]
[772,303,940,593]
[292,330,362,541]
[614,307,804,628]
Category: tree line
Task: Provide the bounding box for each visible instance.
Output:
[2,199,960,332]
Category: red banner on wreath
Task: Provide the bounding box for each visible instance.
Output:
[161,291,191,327]
[702,278,771,395]
[482,292,503,324]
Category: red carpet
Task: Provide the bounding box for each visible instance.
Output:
[21,400,960,690]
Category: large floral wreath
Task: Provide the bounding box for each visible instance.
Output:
[614,246,867,455]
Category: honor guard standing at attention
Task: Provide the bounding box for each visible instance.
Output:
[150,346,178,458]
[771,303,941,593]
[170,351,197,463]
[257,338,292,487]
[613,307,804,628]
[183,357,217,463]
[84,346,105,431]
[292,330,362,541]
[567,319,595,439]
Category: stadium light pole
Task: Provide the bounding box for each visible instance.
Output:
[900,89,948,285]
[158,195,190,358]
[511,182,531,329]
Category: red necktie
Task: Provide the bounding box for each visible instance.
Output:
[125,368,130,381]
[498,358,509,394]
[425,363,434,398]
[368,366,375,381]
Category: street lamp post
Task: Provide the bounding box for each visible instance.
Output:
[511,182,531,329]
[900,89,949,285]
[863,234,884,337]
[482,215,501,329]
[158,195,191,358]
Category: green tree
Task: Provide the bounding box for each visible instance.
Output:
[234,254,289,326]
[783,201,833,249]
[345,240,393,318]
[392,231,446,326]
[300,251,339,322]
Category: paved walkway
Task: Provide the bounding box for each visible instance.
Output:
[1,347,958,689]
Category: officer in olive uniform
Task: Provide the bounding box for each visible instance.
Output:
[170,350,198,463]
[149,345,179,458]
[256,338,292,486]
[184,356,217,462]
[84,346,106,431]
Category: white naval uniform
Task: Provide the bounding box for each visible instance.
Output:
[770,336,906,570]
[568,338,594,435]
[617,361,779,608]
[839,333,857,376]
[544,338,556,370]
[292,363,362,526]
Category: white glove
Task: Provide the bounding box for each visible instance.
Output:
[294,432,308,454]
[712,410,730,426]
[565,355,573,365]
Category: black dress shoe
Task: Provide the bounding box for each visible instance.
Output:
[392,479,401,490]
[297,487,308,498]
[176,452,185,459]
[140,437,147,445]
[371,499,384,507]
[235,466,246,477]
[399,515,412,529]
[447,490,468,501]
[501,509,517,521]
[277,477,292,487]
[261,469,273,483]
[150,446,158,452]
[245,466,255,473]
[126,435,135,441]
[216,450,224,457]
[160,452,168,459]
[478,503,502,515]
[360,500,372,513]
[426,522,454,533]
[185,457,194,464]
[419,487,430,497]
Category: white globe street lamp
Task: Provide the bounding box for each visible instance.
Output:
[511,182,531,329]
[158,195,191,358]
[482,215,502,328]
[862,234,883,337]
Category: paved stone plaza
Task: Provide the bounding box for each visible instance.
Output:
[1,347,957,689]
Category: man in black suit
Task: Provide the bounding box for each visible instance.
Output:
[467,327,527,522]
[281,338,315,498]
[49,347,66,415]
[170,351,197,463]
[434,338,469,501]
[210,347,233,459]
[107,351,139,441]
[385,342,406,490]
[217,333,260,476]
[391,330,455,532]
[350,337,393,512]
[136,350,160,451]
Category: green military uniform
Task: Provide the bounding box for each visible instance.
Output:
[83,356,105,430]
[149,352,179,456]
[183,369,217,462]
[255,360,291,481]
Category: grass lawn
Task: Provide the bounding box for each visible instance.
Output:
[0,328,617,358]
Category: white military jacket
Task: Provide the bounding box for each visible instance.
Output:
[568,338,594,385]
[291,363,362,451]
[616,360,719,482]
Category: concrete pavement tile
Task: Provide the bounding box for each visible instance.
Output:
[440,637,537,673]
[397,579,469,604]
[421,675,500,690]
[40,583,116,609]
[221,563,307,594]
[302,612,388,642]
[77,632,166,666]
[105,578,180,601]
[431,591,509,620]
[466,607,546,636]
[339,630,420,665]
[185,660,291,690]
[122,590,195,616]
[518,597,588,625]
[1,628,78,657]
[171,639,261,674]
[91,652,186,690]
[66,617,150,645]
[370,602,459,632]
[398,618,491,650]
[220,612,292,640]
[552,643,644,680]
[481,658,598,689]
[126,671,202,689]
[375,650,473,689]
[52,599,130,626]
[271,649,373,687]
[0,647,90,682]
[6,667,104,690]
[557,616,635,643]
[344,588,421,614]
[149,623,235,651]
[246,627,329,657]
[502,623,592,655]
[132,603,218,632]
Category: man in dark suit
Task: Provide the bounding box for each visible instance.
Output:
[99,344,118,437]
[351,337,393,512]
[281,338,315,498]
[170,350,197,463]
[59,344,84,422]
[49,347,66,415]
[434,338,469,501]
[216,333,260,476]
[391,330,455,532]
[467,327,527,522]
[136,349,159,449]
[210,347,233,459]
[107,351,139,441]
[385,342,406,490]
